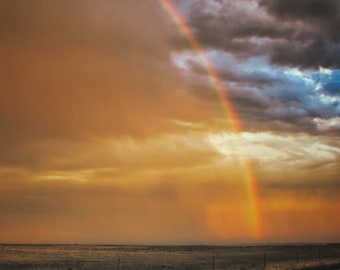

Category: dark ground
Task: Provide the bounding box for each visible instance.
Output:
[0,244,339,270]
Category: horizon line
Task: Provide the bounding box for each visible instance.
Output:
[1,242,339,246]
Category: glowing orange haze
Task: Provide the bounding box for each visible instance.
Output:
[0,1,339,244]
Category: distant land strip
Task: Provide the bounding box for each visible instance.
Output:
[298,263,340,270]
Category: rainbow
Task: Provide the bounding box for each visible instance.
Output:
[159,0,262,240]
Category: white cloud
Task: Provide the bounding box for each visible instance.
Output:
[314,117,340,131]
[319,66,332,75]
[206,131,340,169]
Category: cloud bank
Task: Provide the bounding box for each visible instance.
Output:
[170,0,340,134]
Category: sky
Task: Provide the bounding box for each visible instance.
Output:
[0,0,339,245]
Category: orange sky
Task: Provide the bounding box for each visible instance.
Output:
[0,0,339,244]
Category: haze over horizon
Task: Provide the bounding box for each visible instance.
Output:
[0,0,339,245]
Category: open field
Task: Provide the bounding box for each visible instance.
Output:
[0,244,339,270]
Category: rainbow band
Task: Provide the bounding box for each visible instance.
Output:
[159,0,262,240]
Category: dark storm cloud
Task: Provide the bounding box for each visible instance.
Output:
[186,0,293,57]
[259,0,339,33]
[260,0,340,68]
[169,0,340,134]
[185,0,340,68]
[269,39,340,69]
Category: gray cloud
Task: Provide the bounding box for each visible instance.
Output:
[269,38,340,69]
[168,0,340,134]
[184,0,340,68]
[187,1,291,57]
[259,0,339,36]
